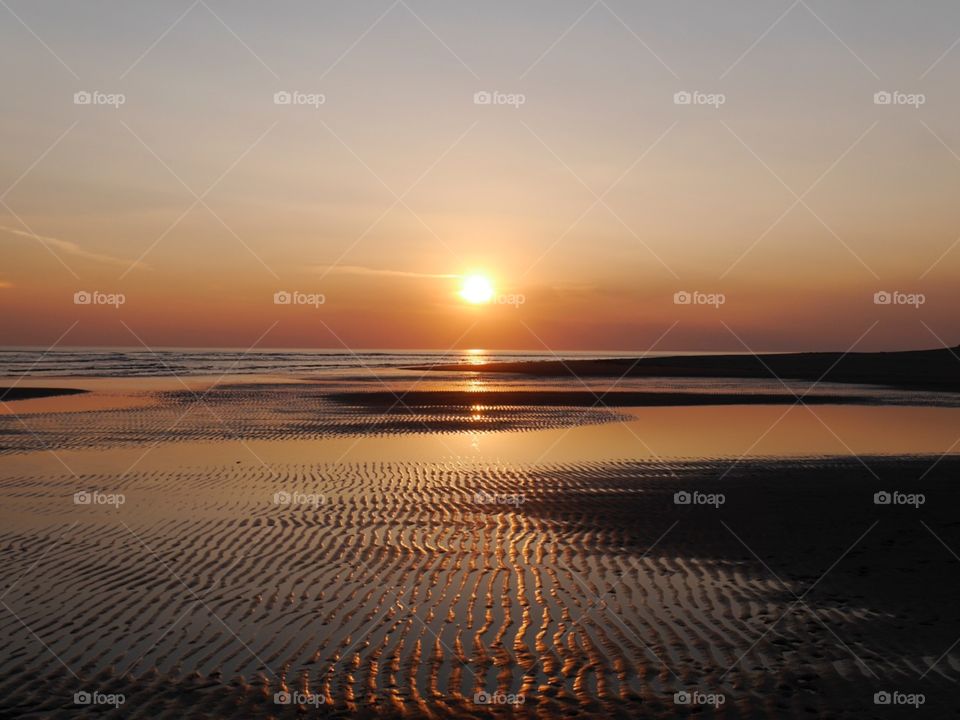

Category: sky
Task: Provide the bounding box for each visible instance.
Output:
[1,0,959,353]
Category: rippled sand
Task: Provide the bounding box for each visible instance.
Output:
[0,380,629,456]
[1,380,958,718]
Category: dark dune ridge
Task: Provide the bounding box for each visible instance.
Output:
[416,345,960,392]
[0,386,87,401]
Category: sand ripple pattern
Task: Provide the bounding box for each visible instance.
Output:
[2,456,959,717]
[0,383,627,455]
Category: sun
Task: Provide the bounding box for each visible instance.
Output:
[459,274,494,304]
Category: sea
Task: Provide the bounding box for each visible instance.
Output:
[0,348,701,378]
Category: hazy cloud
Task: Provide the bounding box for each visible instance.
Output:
[312,265,459,279]
[0,225,148,270]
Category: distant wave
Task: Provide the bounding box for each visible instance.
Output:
[0,349,652,378]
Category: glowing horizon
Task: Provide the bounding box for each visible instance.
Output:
[1,2,958,352]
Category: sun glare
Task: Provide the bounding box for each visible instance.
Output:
[459,274,494,304]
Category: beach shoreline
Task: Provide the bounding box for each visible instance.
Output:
[1,371,958,717]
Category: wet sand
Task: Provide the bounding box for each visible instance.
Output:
[0,386,87,401]
[328,388,957,409]
[1,378,958,718]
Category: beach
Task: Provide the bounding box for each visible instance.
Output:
[1,368,959,718]
[4,1,958,715]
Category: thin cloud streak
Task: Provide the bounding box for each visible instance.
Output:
[311,265,459,279]
[0,226,149,270]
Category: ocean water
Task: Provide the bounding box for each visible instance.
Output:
[0,348,668,378]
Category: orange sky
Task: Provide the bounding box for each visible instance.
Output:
[1,2,958,352]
